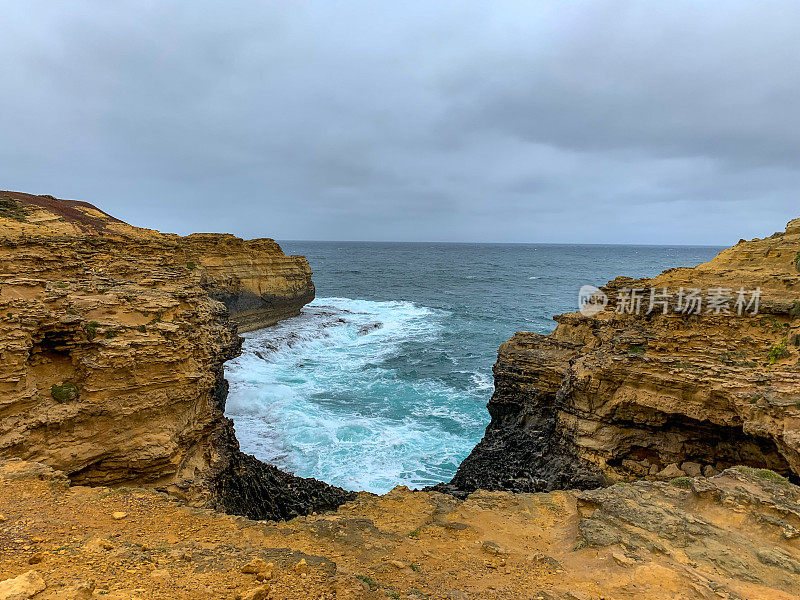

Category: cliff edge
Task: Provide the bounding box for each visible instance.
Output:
[443,217,800,495]
[0,191,353,519]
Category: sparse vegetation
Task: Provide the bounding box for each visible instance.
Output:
[791,301,800,319]
[51,382,79,403]
[735,466,791,485]
[670,477,693,488]
[136,325,147,333]
[628,344,646,355]
[355,575,378,591]
[766,338,789,364]
[83,321,100,340]
[187,261,196,270]
[0,196,28,222]
[794,251,800,273]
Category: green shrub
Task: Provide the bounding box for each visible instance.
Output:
[83,321,100,340]
[670,477,693,488]
[735,466,790,485]
[0,196,28,222]
[187,261,196,270]
[51,382,79,403]
[767,338,789,364]
[136,325,147,333]
[354,575,378,591]
[794,251,800,273]
[628,344,646,355]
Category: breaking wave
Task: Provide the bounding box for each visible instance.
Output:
[224,297,488,493]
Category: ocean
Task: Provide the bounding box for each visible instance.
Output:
[224,242,723,493]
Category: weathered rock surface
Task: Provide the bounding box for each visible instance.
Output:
[0,191,352,519]
[2,459,799,599]
[443,218,800,495]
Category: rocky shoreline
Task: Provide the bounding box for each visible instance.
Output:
[1,191,799,598]
[441,217,800,496]
[0,191,353,521]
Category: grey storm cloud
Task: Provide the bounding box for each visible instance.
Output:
[1,1,798,244]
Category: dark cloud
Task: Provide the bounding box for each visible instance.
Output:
[1,1,798,244]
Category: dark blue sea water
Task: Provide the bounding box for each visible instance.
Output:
[224,243,723,493]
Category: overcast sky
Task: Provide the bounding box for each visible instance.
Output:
[1,1,798,244]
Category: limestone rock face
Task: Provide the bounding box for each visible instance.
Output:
[0,191,352,518]
[445,218,800,495]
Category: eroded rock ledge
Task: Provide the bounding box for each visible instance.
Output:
[442,217,800,496]
[3,459,800,599]
[0,191,353,519]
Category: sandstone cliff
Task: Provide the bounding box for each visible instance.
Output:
[444,218,800,495]
[0,191,352,519]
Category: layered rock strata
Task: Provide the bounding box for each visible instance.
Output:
[2,459,800,599]
[0,191,352,519]
[444,218,800,495]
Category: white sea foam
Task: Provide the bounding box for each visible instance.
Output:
[225,297,487,493]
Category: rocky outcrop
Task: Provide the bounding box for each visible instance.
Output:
[3,458,799,599]
[444,217,800,496]
[181,234,314,333]
[0,191,352,520]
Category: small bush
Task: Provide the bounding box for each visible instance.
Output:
[83,321,100,340]
[628,344,646,355]
[794,251,800,273]
[767,338,789,364]
[354,575,378,591]
[187,261,196,270]
[51,382,79,403]
[735,466,790,485]
[0,196,28,222]
[136,325,147,333]
[670,477,693,488]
